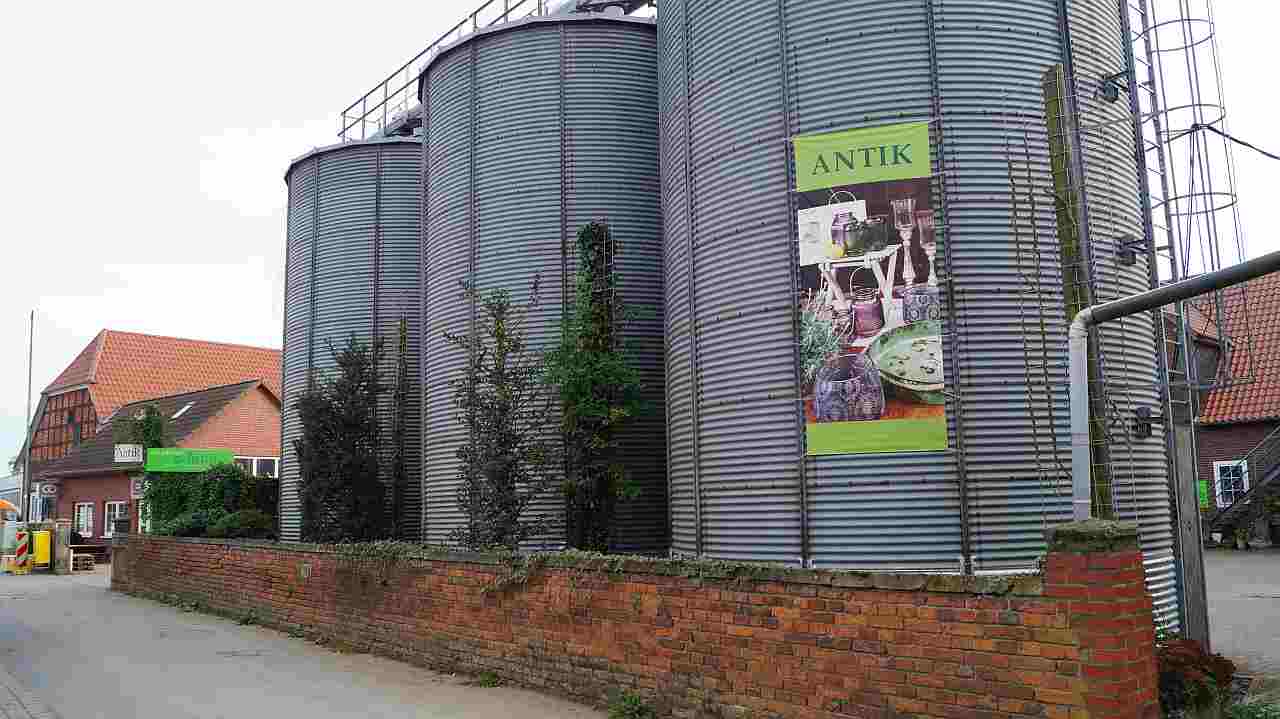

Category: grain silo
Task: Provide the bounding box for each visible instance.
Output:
[417,13,666,552]
[659,0,1179,627]
[280,136,424,541]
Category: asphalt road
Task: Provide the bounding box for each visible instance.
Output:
[0,568,602,719]
[1205,547,1280,676]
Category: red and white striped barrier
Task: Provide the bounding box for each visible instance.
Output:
[12,531,30,575]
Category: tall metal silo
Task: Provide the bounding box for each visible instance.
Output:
[660,0,1175,625]
[419,14,666,552]
[280,136,424,542]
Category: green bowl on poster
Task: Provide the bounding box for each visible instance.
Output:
[866,320,946,405]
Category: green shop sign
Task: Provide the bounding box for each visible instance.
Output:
[793,121,932,192]
[144,448,234,473]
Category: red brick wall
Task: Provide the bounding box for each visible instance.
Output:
[52,472,131,539]
[180,386,280,458]
[1196,420,1278,508]
[112,531,1159,719]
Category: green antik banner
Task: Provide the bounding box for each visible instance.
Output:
[792,120,947,456]
[793,121,932,192]
[144,448,234,473]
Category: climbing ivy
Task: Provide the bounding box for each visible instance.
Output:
[544,221,645,552]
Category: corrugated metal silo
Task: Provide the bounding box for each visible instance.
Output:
[280,136,424,542]
[419,14,666,552]
[660,0,1174,625]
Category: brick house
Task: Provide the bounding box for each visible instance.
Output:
[1192,273,1280,534]
[33,380,280,543]
[19,329,280,522]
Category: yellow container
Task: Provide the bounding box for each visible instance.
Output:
[34,530,51,568]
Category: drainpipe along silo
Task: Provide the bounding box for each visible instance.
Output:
[1071,250,1280,520]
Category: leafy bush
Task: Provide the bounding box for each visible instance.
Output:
[206,510,276,540]
[153,511,213,538]
[1229,703,1280,719]
[142,463,278,538]
[445,280,559,551]
[293,335,390,542]
[608,691,655,719]
[1158,638,1236,714]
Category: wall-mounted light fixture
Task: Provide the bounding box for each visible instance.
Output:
[1133,406,1161,439]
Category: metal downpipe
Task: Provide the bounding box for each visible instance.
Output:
[1069,251,1280,520]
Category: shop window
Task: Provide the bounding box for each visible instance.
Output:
[74,502,95,538]
[104,501,128,538]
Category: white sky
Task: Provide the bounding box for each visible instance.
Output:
[0,2,1275,459]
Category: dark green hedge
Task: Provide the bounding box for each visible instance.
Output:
[143,463,277,539]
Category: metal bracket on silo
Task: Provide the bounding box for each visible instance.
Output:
[679,0,703,558]
[307,155,321,389]
[419,83,431,542]
[1042,63,1113,518]
[923,0,974,575]
[774,0,809,568]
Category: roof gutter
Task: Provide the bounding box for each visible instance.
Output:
[1070,250,1280,520]
[39,466,140,479]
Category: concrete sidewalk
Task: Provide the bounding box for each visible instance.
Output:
[1206,547,1280,676]
[0,664,58,719]
[0,567,602,719]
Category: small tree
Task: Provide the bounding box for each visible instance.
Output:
[113,403,173,449]
[293,335,389,543]
[445,279,559,551]
[115,403,173,532]
[545,221,645,552]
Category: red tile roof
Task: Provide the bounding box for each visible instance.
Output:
[1198,273,1280,425]
[43,330,281,422]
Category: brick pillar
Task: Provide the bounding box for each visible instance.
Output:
[1044,520,1160,719]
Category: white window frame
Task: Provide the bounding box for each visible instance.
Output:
[104,501,128,538]
[234,456,279,478]
[1213,460,1249,509]
[74,502,95,538]
[29,488,44,522]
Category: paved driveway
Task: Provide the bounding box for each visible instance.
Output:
[1205,547,1280,675]
[0,568,602,719]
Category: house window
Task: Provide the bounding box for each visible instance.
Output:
[1213,460,1249,509]
[74,502,95,537]
[104,501,128,538]
[234,456,279,478]
[254,458,278,478]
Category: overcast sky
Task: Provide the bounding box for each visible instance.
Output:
[0,2,1275,461]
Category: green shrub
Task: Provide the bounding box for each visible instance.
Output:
[1158,638,1236,714]
[1229,703,1280,719]
[608,691,655,719]
[206,510,276,540]
[142,463,278,536]
[153,511,214,538]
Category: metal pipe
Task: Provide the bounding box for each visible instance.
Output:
[1070,250,1280,519]
[22,309,33,520]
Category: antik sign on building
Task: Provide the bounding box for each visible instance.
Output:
[143,448,234,473]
